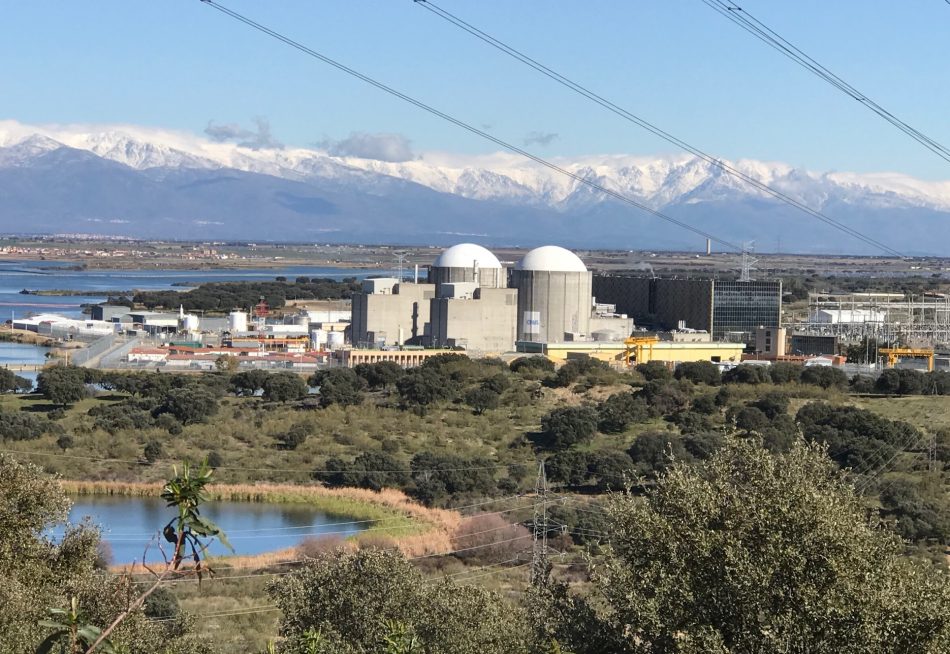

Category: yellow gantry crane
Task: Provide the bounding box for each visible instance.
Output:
[879,347,935,372]
[624,335,660,366]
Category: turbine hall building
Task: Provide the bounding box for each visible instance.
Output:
[592,275,782,342]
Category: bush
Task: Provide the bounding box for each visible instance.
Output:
[637,380,691,416]
[262,371,309,402]
[354,361,405,389]
[636,361,673,382]
[315,451,410,491]
[800,365,849,390]
[277,423,310,450]
[541,406,599,449]
[229,369,270,396]
[464,387,500,415]
[0,410,49,441]
[396,368,455,409]
[597,392,650,433]
[510,356,555,376]
[155,387,218,425]
[296,534,346,559]
[874,368,925,395]
[550,357,611,388]
[674,361,721,386]
[36,365,87,406]
[310,368,366,408]
[750,392,790,419]
[628,431,691,477]
[722,364,771,385]
[770,362,803,384]
[450,513,532,564]
[143,439,163,463]
[409,452,497,505]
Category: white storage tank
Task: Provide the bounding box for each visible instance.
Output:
[327,331,345,351]
[182,314,200,332]
[310,329,327,350]
[294,312,311,327]
[228,311,248,333]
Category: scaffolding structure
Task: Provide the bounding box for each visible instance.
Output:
[791,292,950,347]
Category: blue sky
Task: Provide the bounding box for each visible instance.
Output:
[3,0,948,179]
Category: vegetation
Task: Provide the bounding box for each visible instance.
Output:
[128,278,361,313]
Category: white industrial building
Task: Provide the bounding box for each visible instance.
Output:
[809,309,886,324]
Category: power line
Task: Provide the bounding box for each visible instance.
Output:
[702,0,950,166]
[196,0,741,251]
[413,0,904,258]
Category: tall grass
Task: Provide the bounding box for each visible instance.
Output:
[60,479,460,559]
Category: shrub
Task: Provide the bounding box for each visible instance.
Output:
[354,361,405,389]
[722,364,771,385]
[750,391,790,419]
[296,535,346,559]
[315,451,410,491]
[510,356,555,379]
[396,368,455,409]
[628,431,691,477]
[465,387,501,415]
[277,423,310,450]
[674,361,721,386]
[36,365,87,406]
[155,387,218,425]
[262,371,309,402]
[310,368,366,408]
[636,361,673,382]
[143,439,163,463]
[0,410,49,441]
[800,366,849,390]
[450,513,531,564]
[541,406,599,449]
[597,392,650,433]
[770,362,803,384]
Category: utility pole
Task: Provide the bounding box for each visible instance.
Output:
[531,460,549,586]
[929,431,938,473]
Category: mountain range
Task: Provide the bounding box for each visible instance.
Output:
[1,120,949,254]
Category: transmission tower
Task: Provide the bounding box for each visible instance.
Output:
[394,252,407,283]
[531,461,549,586]
[738,241,758,282]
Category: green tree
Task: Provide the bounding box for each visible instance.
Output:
[396,369,453,410]
[597,392,649,434]
[580,439,950,653]
[353,361,405,390]
[674,360,721,385]
[156,387,218,425]
[268,548,529,654]
[277,423,310,450]
[800,365,849,390]
[540,406,599,449]
[310,369,366,408]
[635,361,672,382]
[36,366,87,407]
[464,387,500,415]
[262,371,309,402]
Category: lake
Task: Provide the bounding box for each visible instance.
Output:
[60,495,367,564]
[0,260,382,319]
[0,341,50,365]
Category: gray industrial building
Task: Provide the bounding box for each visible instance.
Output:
[511,246,593,343]
[592,275,781,341]
[429,285,518,353]
[350,278,435,347]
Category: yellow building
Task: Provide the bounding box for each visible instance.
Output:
[516,340,743,366]
[335,348,461,368]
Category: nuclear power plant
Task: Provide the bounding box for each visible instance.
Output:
[349,242,633,355]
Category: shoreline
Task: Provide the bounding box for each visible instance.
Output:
[62,480,461,563]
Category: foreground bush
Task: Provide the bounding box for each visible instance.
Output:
[269,548,530,654]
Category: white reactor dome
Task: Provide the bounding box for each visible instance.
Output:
[515,245,587,273]
[432,243,502,269]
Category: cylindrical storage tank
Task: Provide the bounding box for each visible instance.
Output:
[428,243,506,294]
[310,329,327,350]
[183,314,200,331]
[511,246,592,343]
[228,311,248,333]
[327,331,345,351]
[294,313,310,327]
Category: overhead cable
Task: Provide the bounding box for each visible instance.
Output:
[196,0,742,251]
[702,0,950,167]
[414,0,903,257]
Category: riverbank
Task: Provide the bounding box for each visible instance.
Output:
[61,480,460,559]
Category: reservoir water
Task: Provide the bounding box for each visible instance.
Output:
[61,495,367,564]
[0,341,49,365]
[0,260,381,319]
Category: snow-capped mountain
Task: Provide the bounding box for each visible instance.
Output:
[1,119,949,253]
